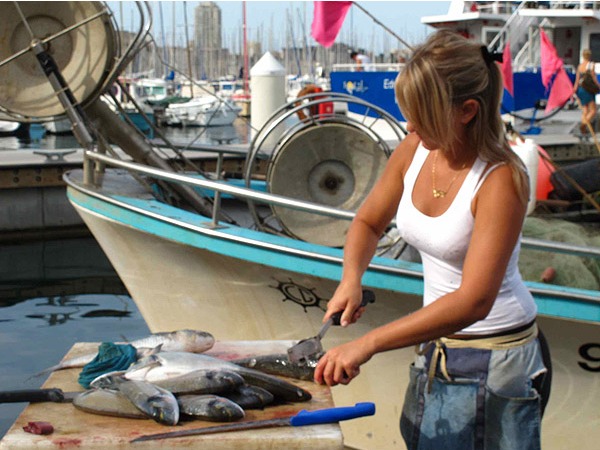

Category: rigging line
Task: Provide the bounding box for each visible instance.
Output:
[351,2,414,52]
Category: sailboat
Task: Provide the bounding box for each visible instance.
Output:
[0,3,598,450]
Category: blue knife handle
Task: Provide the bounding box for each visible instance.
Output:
[289,402,376,426]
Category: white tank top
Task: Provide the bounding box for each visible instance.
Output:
[396,144,537,334]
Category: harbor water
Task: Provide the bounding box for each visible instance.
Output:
[0,120,251,438]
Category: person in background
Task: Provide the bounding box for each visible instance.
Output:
[350,50,372,72]
[315,30,550,450]
[573,48,600,136]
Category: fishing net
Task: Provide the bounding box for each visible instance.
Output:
[519,217,600,290]
[78,342,137,388]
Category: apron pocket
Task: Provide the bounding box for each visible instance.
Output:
[401,366,480,450]
[484,388,541,450]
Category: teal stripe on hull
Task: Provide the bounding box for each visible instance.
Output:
[67,188,599,324]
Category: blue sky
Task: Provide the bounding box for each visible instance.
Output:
[109,1,450,53]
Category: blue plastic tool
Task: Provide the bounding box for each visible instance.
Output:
[130,402,376,442]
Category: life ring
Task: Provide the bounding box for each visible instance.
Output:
[295,84,322,121]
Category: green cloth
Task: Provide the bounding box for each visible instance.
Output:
[78,342,137,388]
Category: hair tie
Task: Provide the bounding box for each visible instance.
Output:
[481,46,503,65]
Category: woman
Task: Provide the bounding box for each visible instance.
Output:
[314,30,549,450]
[573,48,600,135]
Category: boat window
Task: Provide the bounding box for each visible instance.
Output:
[482,26,504,47]
[590,34,600,62]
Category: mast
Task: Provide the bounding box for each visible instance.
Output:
[243,1,249,95]
[183,1,194,90]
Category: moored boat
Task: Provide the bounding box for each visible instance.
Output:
[164,96,241,127]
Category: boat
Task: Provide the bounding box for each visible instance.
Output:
[1,3,598,450]
[43,117,72,135]
[164,95,241,127]
[329,1,600,223]
[333,1,600,145]
[0,119,29,138]
[0,120,21,136]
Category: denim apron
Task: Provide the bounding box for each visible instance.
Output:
[400,323,548,450]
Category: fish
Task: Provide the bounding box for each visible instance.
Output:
[34,329,215,375]
[222,384,275,410]
[152,369,244,395]
[72,389,148,419]
[231,353,316,381]
[177,394,245,422]
[100,375,179,425]
[114,352,312,403]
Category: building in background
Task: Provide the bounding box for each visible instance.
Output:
[194,2,222,80]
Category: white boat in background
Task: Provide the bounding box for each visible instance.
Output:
[164,96,241,127]
[0,120,20,135]
[43,117,72,134]
[1,3,599,450]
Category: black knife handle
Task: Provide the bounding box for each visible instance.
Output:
[0,388,65,403]
[331,289,376,326]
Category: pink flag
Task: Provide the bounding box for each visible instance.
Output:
[540,29,562,88]
[540,28,573,112]
[501,42,514,97]
[311,1,353,48]
[545,67,573,113]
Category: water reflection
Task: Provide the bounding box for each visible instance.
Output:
[0,237,150,439]
[0,237,131,326]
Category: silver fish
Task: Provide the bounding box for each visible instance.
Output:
[231,353,316,381]
[153,369,244,395]
[222,384,275,409]
[123,352,312,403]
[102,375,180,425]
[34,330,214,375]
[177,394,245,422]
[73,389,147,419]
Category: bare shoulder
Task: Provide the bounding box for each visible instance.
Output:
[474,163,526,213]
[388,133,420,174]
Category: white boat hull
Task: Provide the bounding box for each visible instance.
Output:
[70,195,600,450]
[43,118,72,134]
[165,97,241,127]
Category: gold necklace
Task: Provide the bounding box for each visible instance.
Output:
[431,151,465,198]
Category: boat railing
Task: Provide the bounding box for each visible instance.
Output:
[488,1,528,51]
[331,63,404,72]
[82,150,357,223]
[80,149,600,262]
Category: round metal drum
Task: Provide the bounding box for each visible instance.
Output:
[267,123,388,247]
[0,1,116,119]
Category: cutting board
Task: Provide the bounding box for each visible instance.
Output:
[0,341,343,449]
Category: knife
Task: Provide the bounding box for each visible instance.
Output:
[0,388,80,403]
[130,402,376,442]
[287,290,375,365]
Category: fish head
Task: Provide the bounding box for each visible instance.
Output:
[148,394,179,426]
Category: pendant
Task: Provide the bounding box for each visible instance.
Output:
[432,189,446,198]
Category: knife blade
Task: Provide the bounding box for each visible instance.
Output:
[287,290,375,365]
[130,402,376,442]
[0,388,80,403]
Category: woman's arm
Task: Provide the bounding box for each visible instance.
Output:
[322,133,419,327]
[315,164,527,386]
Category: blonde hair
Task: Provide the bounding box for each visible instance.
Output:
[583,49,592,60]
[395,29,529,204]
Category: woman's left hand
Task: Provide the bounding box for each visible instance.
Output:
[314,339,372,386]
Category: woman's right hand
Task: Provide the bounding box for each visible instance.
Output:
[324,283,365,327]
